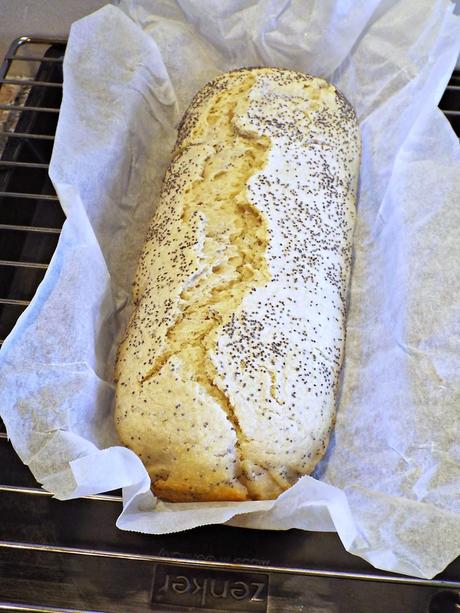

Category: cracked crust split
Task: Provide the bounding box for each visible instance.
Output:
[115,72,272,501]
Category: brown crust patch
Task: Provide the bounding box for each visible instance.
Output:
[153,480,249,503]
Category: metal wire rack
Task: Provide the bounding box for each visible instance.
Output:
[0,36,459,613]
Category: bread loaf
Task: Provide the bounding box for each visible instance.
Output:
[114,68,360,502]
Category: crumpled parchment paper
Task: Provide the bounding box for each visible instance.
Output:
[1,0,459,579]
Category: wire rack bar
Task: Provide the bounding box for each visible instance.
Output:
[0,192,58,200]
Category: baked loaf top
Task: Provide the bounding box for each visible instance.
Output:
[115,67,360,502]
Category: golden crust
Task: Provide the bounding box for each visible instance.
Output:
[152,479,249,503]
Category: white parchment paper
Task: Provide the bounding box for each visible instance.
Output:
[1,0,459,579]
